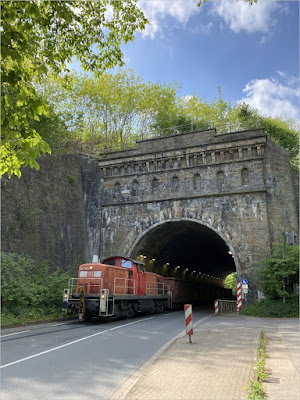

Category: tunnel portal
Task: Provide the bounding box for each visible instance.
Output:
[130,221,236,281]
[99,127,299,301]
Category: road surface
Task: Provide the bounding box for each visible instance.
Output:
[1,310,211,400]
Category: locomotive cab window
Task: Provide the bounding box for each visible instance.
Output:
[105,260,116,266]
[79,271,87,277]
[94,271,102,277]
[121,259,132,268]
[136,264,145,272]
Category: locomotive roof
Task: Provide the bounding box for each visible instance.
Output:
[102,255,145,265]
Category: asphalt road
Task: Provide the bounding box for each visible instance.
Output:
[1,309,212,400]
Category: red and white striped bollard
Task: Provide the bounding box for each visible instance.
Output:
[214,300,219,314]
[184,304,193,343]
[237,281,242,312]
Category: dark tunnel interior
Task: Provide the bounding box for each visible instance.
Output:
[131,221,236,282]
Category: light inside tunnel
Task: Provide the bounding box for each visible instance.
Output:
[131,220,236,281]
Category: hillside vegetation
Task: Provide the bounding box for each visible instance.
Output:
[36,70,299,171]
[1,252,71,326]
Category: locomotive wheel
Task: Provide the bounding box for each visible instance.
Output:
[114,303,122,318]
[123,303,134,318]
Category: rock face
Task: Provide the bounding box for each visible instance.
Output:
[1,128,298,300]
[1,154,101,274]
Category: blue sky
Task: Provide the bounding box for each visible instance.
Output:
[72,0,299,120]
[129,0,300,119]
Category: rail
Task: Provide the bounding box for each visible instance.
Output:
[217,299,238,314]
[146,281,170,295]
[68,277,103,296]
[113,277,136,295]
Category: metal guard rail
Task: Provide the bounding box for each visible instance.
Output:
[113,277,136,295]
[146,281,170,295]
[68,277,103,297]
[217,299,238,314]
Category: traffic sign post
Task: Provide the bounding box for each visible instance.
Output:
[241,279,249,306]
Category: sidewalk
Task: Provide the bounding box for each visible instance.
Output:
[110,315,299,400]
[264,327,299,400]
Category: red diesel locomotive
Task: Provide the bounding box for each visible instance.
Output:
[62,255,231,320]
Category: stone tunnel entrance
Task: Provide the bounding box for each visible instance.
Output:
[129,221,236,286]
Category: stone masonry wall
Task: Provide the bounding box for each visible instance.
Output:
[1,154,101,273]
[99,128,274,283]
[263,139,299,244]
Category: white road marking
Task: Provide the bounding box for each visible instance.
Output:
[1,330,30,338]
[52,322,70,326]
[1,317,154,369]
[164,312,179,315]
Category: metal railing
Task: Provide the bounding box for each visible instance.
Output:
[217,299,238,314]
[146,281,170,296]
[68,277,103,296]
[51,121,260,157]
[113,277,136,295]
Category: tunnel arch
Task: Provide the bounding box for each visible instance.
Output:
[127,217,240,281]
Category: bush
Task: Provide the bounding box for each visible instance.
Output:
[240,298,299,318]
[1,252,71,325]
[224,272,237,294]
[254,244,299,301]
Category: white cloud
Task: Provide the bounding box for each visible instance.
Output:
[238,72,300,120]
[211,0,280,35]
[138,0,200,39]
[189,22,213,35]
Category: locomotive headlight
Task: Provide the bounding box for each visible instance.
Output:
[101,294,105,299]
[64,294,68,299]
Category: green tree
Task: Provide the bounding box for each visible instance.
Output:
[229,103,300,169]
[178,87,232,129]
[255,244,299,300]
[1,1,147,178]
[153,89,299,169]
[224,272,237,295]
[41,70,182,150]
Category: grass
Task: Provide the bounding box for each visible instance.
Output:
[1,310,75,327]
[247,331,268,400]
[240,298,299,318]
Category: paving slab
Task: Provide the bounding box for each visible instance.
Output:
[264,327,299,400]
[110,315,299,400]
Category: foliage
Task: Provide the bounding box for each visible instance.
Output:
[28,102,74,149]
[231,103,300,169]
[41,70,182,150]
[1,252,71,325]
[179,87,232,128]
[153,93,299,169]
[33,67,299,166]
[254,243,299,301]
[260,116,299,170]
[240,298,299,318]
[1,1,147,178]
[1,310,73,327]
[247,331,268,400]
[224,272,237,294]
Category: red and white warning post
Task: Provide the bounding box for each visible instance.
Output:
[184,304,193,343]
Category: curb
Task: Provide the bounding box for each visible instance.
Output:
[109,314,213,400]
